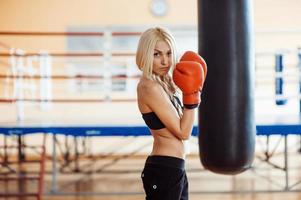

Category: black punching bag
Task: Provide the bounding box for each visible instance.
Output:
[198,0,256,175]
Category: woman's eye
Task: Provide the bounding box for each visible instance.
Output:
[167,52,172,56]
[154,53,160,57]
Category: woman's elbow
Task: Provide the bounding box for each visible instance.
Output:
[175,131,191,140]
[170,127,191,140]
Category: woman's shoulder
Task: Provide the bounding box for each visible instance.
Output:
[138,77,159,91]
[137,77,163,97]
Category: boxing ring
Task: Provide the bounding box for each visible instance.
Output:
[0,30,301,196]
[0,117,300,192]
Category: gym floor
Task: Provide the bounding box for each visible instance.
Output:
[42,152,301,200]
[2,145,300,200]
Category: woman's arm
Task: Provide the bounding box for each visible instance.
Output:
[140,81,195,140]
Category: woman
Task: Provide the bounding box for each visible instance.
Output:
[136,27,206,200]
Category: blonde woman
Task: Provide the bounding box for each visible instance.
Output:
[136,27,206,200]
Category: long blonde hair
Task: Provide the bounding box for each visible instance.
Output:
[136,27,183,116]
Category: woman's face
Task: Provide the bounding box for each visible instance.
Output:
[152,40,172,76]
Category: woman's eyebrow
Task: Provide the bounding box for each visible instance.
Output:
[154,49,171,53]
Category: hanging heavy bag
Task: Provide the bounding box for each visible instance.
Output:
[198,0,256,175]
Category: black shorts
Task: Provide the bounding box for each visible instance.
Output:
[141,155,188,200]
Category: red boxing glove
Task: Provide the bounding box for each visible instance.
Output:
[173,60,205,109]
[180,51,207,80]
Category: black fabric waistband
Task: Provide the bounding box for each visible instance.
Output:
[145,155,185,170]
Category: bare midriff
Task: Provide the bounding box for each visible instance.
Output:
[150,128,185,159]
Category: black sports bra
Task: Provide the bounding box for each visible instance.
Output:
[142,112,165,130]
[141,95,183,130]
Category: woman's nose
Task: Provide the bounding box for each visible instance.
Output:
[161,55,168,65]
